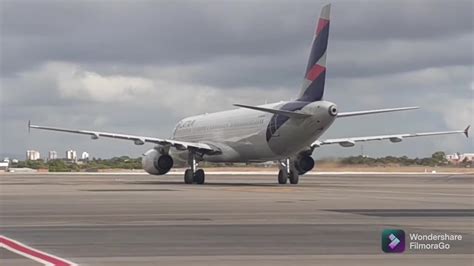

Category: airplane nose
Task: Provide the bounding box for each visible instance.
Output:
[328,104,338,116]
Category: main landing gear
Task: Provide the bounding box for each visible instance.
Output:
[184,152,205,184]
[278,158,299,184]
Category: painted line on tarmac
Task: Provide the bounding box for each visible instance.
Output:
[0,235,77,266]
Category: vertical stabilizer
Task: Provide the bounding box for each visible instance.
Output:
[297,4,331,102]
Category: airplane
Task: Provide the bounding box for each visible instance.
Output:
[29,4,469,185]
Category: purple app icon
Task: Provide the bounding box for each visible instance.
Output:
[382,229,405,253]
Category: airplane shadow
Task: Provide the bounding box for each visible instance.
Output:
[124,181,283,187]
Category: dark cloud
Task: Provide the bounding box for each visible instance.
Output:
[2,0,472,74]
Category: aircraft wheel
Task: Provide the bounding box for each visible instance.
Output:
[288,170,299,184]
[278,169,288,184]
[194,169,205,184]
[184,169,194,184]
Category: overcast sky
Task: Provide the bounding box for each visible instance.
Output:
[1,0,473,160]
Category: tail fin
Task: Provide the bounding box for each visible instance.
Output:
[297,4,331,102]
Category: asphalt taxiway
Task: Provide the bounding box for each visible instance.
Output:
[1,172,473,265]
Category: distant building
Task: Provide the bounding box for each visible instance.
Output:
[0,161,8,172]
[81,152,90,160]
[26,150,41,160]
[446,153,474,165]
[464,154,474,161]
[48,151,58,160]
[445,153,459,161]
[66,150,77,161]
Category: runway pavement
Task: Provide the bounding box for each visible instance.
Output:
[1,172,473,265]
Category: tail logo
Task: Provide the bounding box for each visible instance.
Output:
[297,4,331,102]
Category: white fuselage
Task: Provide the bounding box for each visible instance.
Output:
[170,100,337,163]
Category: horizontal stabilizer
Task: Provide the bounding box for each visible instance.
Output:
[337,106,419,118]
[233,104,311,119]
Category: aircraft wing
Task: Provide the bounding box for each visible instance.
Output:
[312,126,470,148]
[28,121,219,153]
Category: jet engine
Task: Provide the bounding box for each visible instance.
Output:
[142,148,174,175]
[293,155,315,175]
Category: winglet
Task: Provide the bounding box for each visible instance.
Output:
[28,120,31,134]
[464,125,470,138]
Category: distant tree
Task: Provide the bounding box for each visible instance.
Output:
[399,156,413,166]
[420,157,434,166]
[48,160,70,172]
[431,151,447,166]
[24,159,47,169]
[15,161,27,168]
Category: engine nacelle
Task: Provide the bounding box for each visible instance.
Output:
[142,149,174,175]
[293,155,315,175]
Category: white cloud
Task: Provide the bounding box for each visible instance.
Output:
[50,62,154,103]
[12,61,293,118]
[429,96,473,131]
